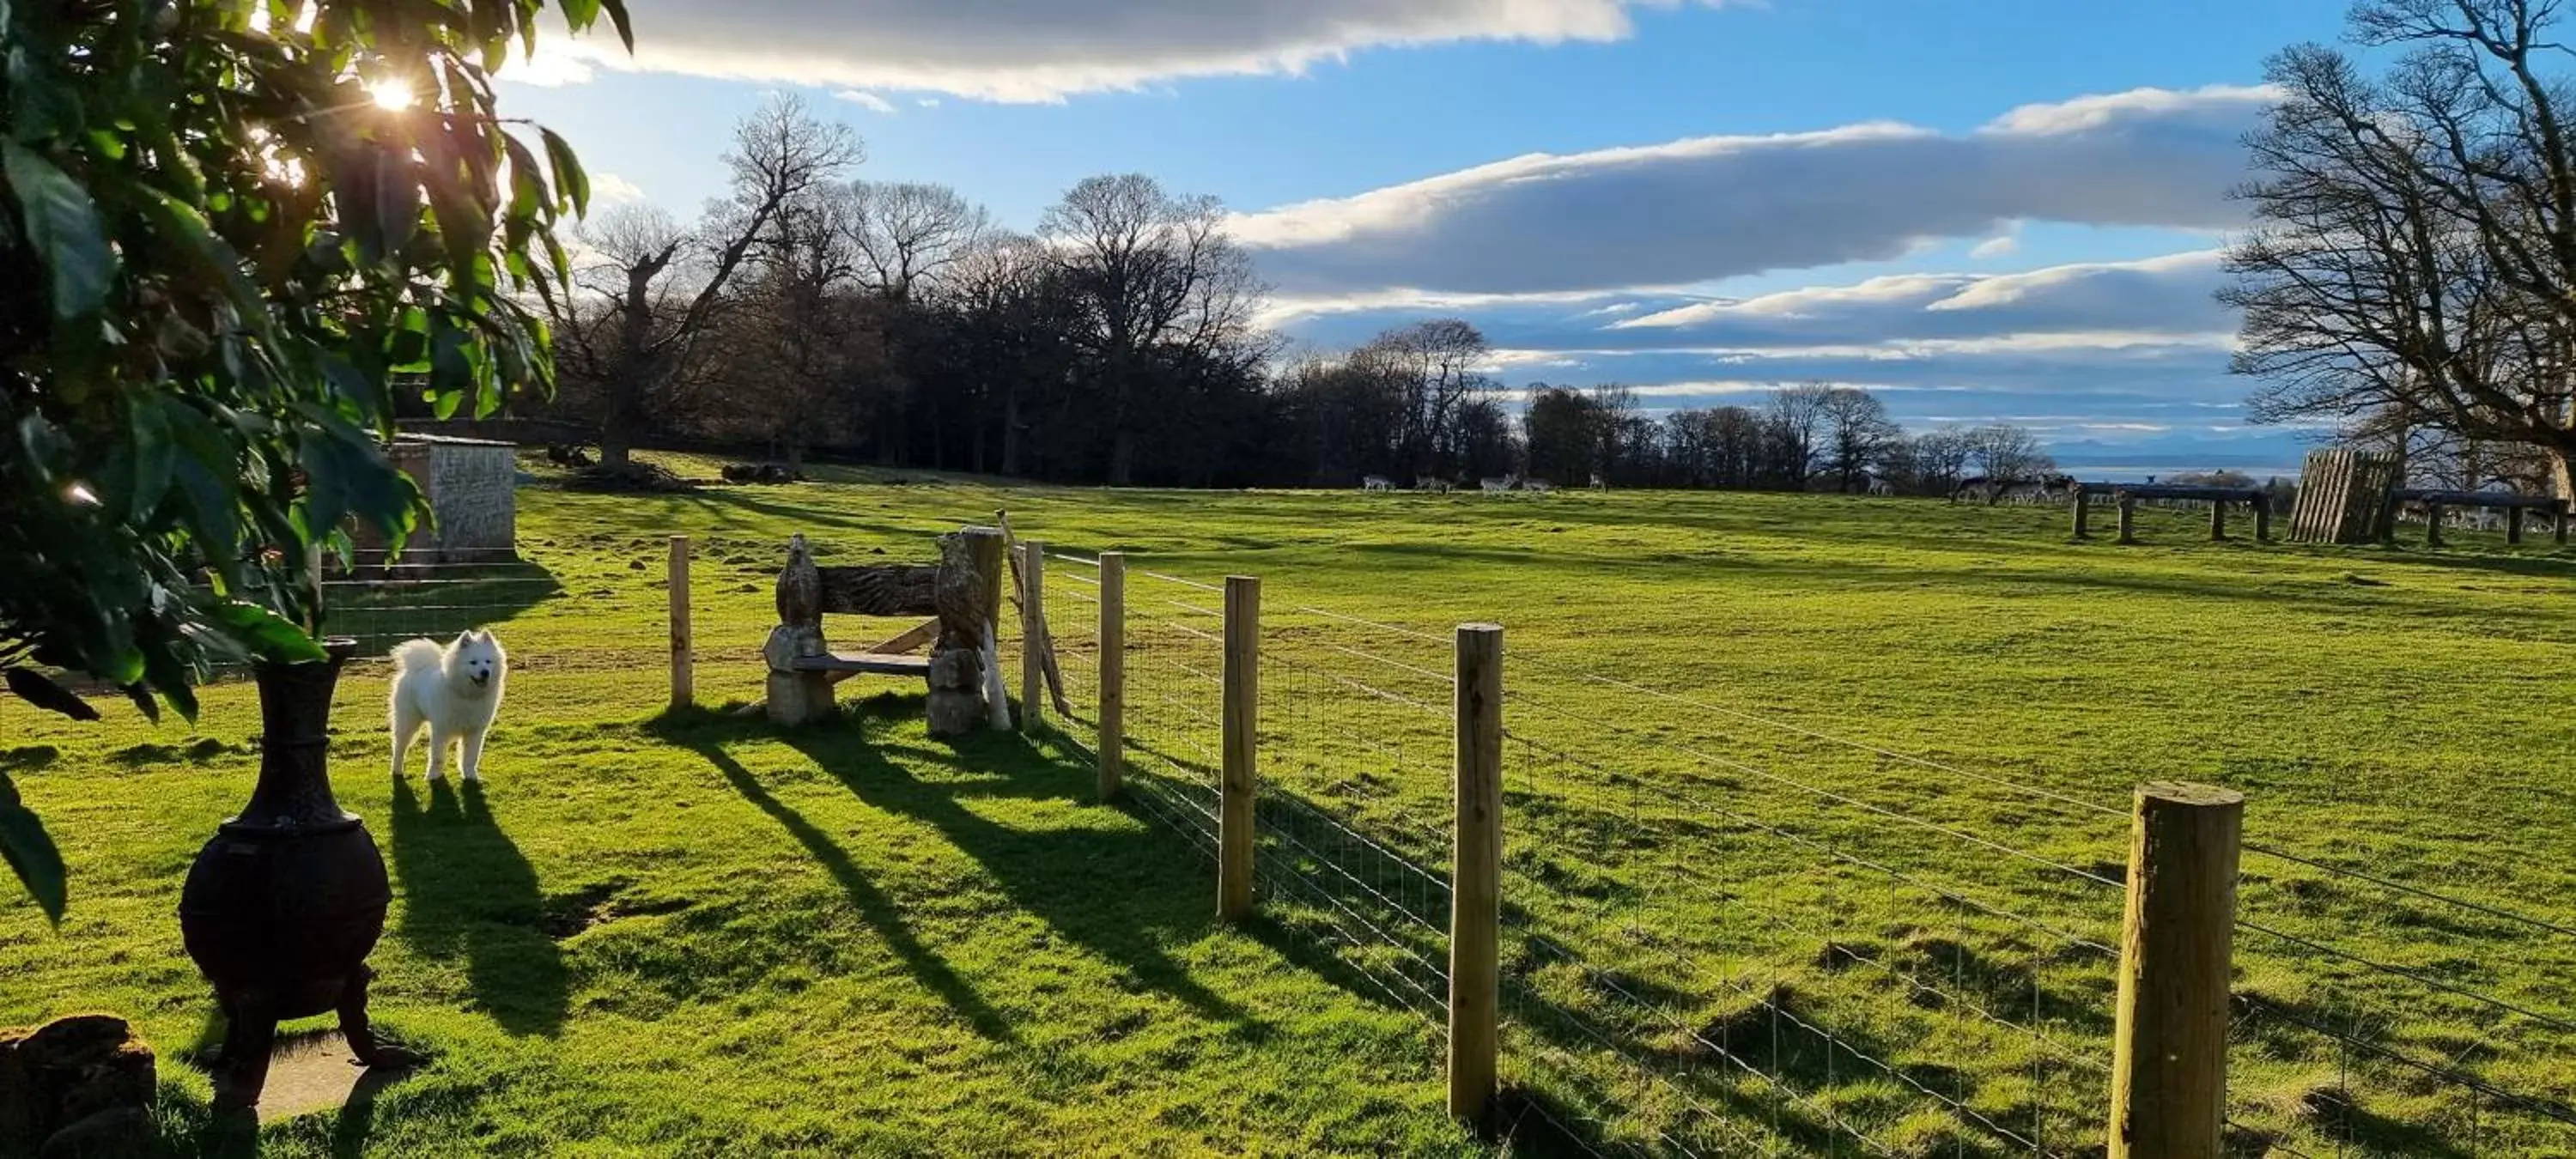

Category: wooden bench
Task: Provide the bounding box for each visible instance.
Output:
[791,652,933,680]
[764,528,1008,732]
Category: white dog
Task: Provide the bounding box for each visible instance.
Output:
[389,629,508,782]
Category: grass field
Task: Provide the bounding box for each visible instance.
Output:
[5,452,2575,1156]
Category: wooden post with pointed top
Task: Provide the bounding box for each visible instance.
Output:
[1449,623,1504,1124]
[668,536,693,710]
[1019,541,1045,731]
[1098,552,1127,802]
[2117,494,2138,545]
[2073,487,2093,539]
[2106,781,2242,1159]
[1218,575,1260,921]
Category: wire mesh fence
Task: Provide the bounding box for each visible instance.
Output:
[1009,554,2576,1156]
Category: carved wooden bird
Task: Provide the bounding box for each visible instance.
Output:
[776,532,822,628]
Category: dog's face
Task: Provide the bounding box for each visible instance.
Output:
[450,629,506,689]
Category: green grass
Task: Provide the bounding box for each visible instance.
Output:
[8,452,2576,1156]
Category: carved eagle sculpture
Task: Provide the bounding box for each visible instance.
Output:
[776,532,822,629]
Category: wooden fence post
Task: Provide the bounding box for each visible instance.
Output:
[2427,501,2445,547]
[2208,501,2227,542]
[668,536,693,711]
[2253,495,2272,543]
[2506,507,2525,546]
[2107,782,2242,1159]
[1098,552,1127,802]
[1019,541,1045,731]
[2117,494,2138,545]
[1219,575,1261,921]
[2555,500,2570,546]
[1449,623,1504,1124]
[2073,488,2093,539]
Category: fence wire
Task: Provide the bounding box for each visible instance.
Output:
[1000,552,2576,1156]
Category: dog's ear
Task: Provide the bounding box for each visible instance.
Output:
[455,630,474,646]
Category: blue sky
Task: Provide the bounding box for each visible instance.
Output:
[498,0,2362,475]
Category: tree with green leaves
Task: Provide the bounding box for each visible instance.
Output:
[2,0,629,919]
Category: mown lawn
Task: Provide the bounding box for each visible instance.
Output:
[7,452,2575,1156]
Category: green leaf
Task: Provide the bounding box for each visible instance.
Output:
[128,394,174,519]
[502,134,547,219]
[0,774,67,925]
[3,142,118,318]
[320,353,386,416]
[598,0,635,51]
[134,187,267,328]
[538,127,588,217]
[119,683,161,725]
[3,668,100,721]
[375,148,420,258]
[204,601,325,664]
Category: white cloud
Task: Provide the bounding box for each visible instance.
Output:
[835,89,900,114]
[1232,87,2271,294]
[1969,234,2020,259]
[588,172,647,204]
[542,0,1728,102]
[495,45,598,88]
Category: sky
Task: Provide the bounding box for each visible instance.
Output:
[493,0,2363,476]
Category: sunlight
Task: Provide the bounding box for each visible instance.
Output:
[367,78,414,112]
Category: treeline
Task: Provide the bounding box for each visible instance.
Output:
[514,97,2055,493]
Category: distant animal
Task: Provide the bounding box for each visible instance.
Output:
[544,443,593,468]
[1362,475,1394,492]
[1524,478,1556,494]
[723,462,802,485]
[1589,473,1607,491]
[1865,474,1896,497]
[1413,475,1452,493]
[2002,479,2053,505]
[1479,476,1517,493]
[389,629,509,782]
[1949,476,1994,505]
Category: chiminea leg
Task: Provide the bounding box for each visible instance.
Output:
[337,966,423,1069]
[213,992,279,1111]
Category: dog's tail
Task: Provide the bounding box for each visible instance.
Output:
[391,638,445,676]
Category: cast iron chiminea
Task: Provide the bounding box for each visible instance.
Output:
[179,637,417,1110]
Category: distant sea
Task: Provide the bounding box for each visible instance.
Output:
[2057,464,2305,483]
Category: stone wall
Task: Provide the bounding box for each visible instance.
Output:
[349,434,519,563]
[421,436,517,558]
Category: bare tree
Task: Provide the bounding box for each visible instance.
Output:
[1817,386,1902,492]
[1964,423,2056,486]
[2227,4,2576,496]
[1039,173,1263,484]
[1908,427,1976,495]
[730,187,866,467]
[540,95,862,471]
[843,181,991,302]
[1352,319,1490,475]
[1765,381,1835,486]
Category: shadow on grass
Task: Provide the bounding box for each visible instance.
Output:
[651,697,1260,1039]
[385,779,568,1037]
[676,734,1022,1044]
